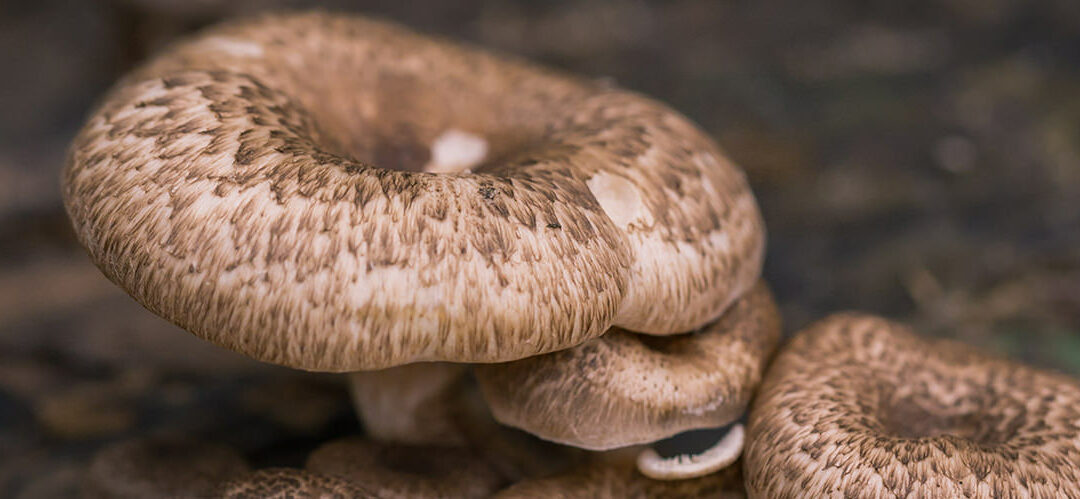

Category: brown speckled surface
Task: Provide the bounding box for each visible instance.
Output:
[476,281,780,450]
[745,314,1080,498]
[63,12,763,370]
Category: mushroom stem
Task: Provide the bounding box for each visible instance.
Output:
[635,423,744,480]
[347,363,468,446]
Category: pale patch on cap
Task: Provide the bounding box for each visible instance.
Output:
[423,129,488,173]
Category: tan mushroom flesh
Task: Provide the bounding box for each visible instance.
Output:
[305,437,505,498]
[745,313,1080,498]
[477,281,780,478]
[62,11,764,372]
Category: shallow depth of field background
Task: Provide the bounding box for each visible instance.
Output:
[1,0,1078,496]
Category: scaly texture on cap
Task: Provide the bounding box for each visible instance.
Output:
[83,436,250,498]
[62,11,764,371]
[305,437,505,498]
[745,313,1080,498]
[494,460,744,499]
[217,468,376,498]
[476,281,780,450]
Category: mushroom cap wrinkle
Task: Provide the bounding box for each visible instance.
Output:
[62,11,765,371]
[745,313,1080,498]
[476,281,780,450]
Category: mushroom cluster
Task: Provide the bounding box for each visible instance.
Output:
[63,8,1080,497]
[63,8,776,491]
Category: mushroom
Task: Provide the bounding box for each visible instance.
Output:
[744,313,1080,498]
[477,281,780,479]
[305,437,505,498]
[62,9,766,454]
[63,10,763,371]
[494,459,745,498]
[83,436,250,498]
[217,468,376,498]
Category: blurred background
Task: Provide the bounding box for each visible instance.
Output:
[2,0,1078,496]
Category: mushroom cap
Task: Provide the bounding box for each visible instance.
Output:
[494,460,744,498]
[62,11,764,371]
[475,281,780,450]
[83,436,250,498]
[305,437,505,498]
[745,313,1080,498]
[217,468,376,498]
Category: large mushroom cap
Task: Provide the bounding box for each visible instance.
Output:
[476,281,779,452]
[745,313,1080,498]
[62,11,764,371]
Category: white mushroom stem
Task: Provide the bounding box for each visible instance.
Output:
[346,363,467,446]
[635,424,745,480]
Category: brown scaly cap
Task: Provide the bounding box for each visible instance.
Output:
[305,437,506,498]
[217,468,377,498]
[475,281,780,451]
[62,11,764,371]
[745,313,1080,498]
[494,460,745,499]
[83,436,250,498]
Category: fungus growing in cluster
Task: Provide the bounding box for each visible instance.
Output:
[745,313,1080,497]
[63,10,768,482]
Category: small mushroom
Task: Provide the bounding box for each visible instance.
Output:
[217,468,376,498]
[83,436,250,498]
[745,313,1080,498]
[305,437,505,498]
[494,459,745,498]
[476,281,780,479]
